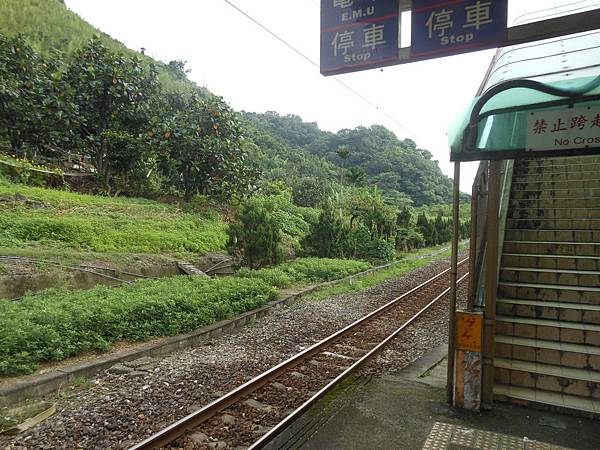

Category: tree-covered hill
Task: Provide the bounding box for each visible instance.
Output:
[243,111,459,206]
[0,0,464,209]
[0,0,462,206]
[0,0,199,94]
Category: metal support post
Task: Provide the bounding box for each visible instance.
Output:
[467,181,478,309]
[446,162,460,404]
[481,160,501,408]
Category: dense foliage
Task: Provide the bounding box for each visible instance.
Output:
[0,1,470,262]
[242,111,470,207]
[303,201,350,259]
[0,33,258,200]
[228,198,283,269]
[0,276,277,376]
[155,92,258,201]
[297,187,468,261]
[235,257,372,288]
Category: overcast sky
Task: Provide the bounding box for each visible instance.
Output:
[65,0,600,193]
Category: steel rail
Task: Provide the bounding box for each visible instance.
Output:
[129,258,469,450]
[249,271,470,450]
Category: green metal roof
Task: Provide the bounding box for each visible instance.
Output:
[449,26,600,160]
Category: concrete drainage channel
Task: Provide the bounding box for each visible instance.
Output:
[0,255,233,300]
[0,248,455,408]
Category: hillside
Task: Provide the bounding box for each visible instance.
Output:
[0,176,228,260]
[0,0,470,261]
[0,0,199,94]
[243,112,460,206]
[0,0,462,208]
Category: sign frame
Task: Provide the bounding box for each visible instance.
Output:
[320,2,600,76]
[410,0,508,60]
[320,0,401,76]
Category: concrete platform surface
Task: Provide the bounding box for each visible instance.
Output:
[267,346,600,450]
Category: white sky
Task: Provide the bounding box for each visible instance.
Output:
[64,0,599,193]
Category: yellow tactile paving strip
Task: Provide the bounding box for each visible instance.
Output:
[422,422,573,450]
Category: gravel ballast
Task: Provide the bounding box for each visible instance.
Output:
[1,255,466,450]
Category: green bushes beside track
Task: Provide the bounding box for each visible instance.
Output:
[235,257,372,288]
[0,276,277,376]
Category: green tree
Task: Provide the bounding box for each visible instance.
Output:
[304,201,349,258]
[167,59,190,80]
[347,187,397,239]
[65,37,160,187]
[396,206,413,228]
[292,177,328,207]
[347,166,366,186]
[100,129,152,195]
[434,215,452,244]
[335,145,351,216]
[460,219,471,239]
[156,92,259,201]
[228,199,282,269]
[0,33,77,157]
[396,227,424,252]
[336,145,350,172]
[417,213,438,246]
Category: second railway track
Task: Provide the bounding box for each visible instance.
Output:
[131,258,470,450]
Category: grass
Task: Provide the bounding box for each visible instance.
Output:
[0,177,228,258]
[304,242,468,301]
[0,276,277,376]
[235,257,372,288]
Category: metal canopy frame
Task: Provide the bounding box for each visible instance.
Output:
[455,77,600,162]
[444,2,600,406]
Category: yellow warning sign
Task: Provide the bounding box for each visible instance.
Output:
[455,311,483,352]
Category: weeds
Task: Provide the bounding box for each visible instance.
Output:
[235,257,372,288]
[0,276,277,376]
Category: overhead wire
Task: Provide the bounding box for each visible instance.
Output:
[221,0,421,140]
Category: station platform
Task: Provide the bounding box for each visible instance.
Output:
[268,346,600,450]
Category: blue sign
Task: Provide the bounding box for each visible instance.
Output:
[321,0,400,76]
[411,0,507,58]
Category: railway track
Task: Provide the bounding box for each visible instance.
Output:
[130,258,469,450]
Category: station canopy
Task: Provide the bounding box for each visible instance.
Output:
[449,7,600,162]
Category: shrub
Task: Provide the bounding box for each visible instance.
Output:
[396,227,424,252]
[254,191,315,253]
[281,257,371,281]
[228,198,283,269]
[235,266,294,288]
[347,224,371,258]
[236,257,371,288]
[363,239,396,262]
[0,276,277,376]
[303,202,349,258]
